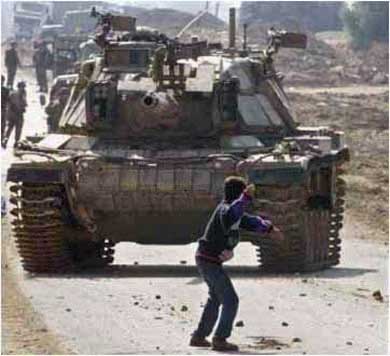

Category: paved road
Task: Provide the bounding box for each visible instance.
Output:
[1,72,388,354]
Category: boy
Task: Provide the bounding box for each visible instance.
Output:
[190,176,283,351]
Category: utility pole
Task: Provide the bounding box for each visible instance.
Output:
[215,2,220,18]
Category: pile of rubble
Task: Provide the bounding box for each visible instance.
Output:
[246,23,389,86]
[279,38,388,86]
[123,7,226,39]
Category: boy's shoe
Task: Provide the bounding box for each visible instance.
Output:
[212,337,239,352]
[190,335,212,347]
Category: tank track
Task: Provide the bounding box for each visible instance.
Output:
[251,169,345,273]
[9,183,115,273]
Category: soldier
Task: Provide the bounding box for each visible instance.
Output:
[5,41,21,89]
[33,42,50,93]
[2,81,27,149]
[1,75,10,139]
[46,87,69,133]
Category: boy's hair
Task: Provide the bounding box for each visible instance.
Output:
[224,176,247,203]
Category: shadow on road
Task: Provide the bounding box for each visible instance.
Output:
[28,264,377,280]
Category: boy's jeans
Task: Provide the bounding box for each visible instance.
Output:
[193,257,239,339]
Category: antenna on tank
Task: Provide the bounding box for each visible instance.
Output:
[229,7,236,50]
[243,23,248,50]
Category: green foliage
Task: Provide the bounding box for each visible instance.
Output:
[342,2,389,49]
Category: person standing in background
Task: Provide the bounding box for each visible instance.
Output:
[5,41,21,89]
[2,81,27,149]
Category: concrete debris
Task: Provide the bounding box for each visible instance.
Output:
[235,320,244,327]
[372,290,384,302]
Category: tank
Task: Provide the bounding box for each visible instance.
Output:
[7,9,349,273]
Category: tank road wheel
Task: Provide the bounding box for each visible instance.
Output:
[251,170,346,273]
[9,183,115,273]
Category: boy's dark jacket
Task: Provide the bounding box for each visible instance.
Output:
[196,192,273,264]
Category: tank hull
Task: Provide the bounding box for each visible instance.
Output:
[7,146,348,273]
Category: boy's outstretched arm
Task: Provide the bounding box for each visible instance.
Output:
[240,214,284,242]
[223,184,256,230]
[239,213,273,233]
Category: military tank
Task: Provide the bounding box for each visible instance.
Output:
[7,9,349,273]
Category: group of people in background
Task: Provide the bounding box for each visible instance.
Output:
[1,40,52,149]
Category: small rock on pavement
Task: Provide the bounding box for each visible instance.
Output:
[292,337,302,343]
[181,305,188,312]
[180,260,187,265]
[155,295,161,300]
[134,261,139,265]
[134,302,139,306]
[299,293,307,297]
[65,308,72,312]
[301,279,308,283]
[268,305,274,310]
[346,341,353,346]
[154,317,163,320]
[235,320,244,327]
[372,290,384,302]
[281,321,289,327]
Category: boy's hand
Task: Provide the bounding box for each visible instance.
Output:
[219,249,234,262]
[269,226,284,243]
[244,184,256,198]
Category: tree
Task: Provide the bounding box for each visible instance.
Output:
[342,2,389,49]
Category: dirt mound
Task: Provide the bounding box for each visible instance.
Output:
[246,24,389,86]
[278,39,389,86]
[123,7,226,39]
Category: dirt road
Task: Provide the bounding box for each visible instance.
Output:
[1,69,388,354]
[5,225,389,355]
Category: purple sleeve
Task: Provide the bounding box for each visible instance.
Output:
[239,213,273,233]
[223,192,252,230]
